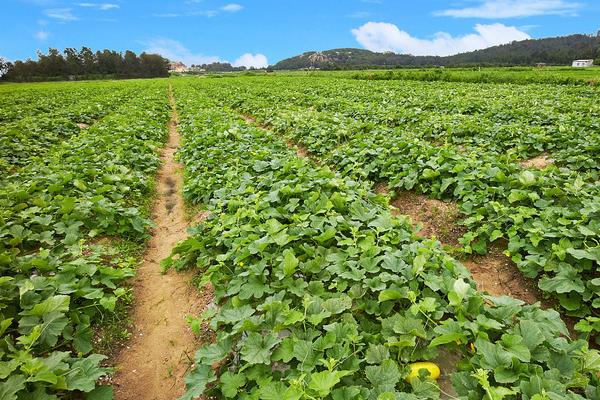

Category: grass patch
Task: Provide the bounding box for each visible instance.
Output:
[90,238,145,357]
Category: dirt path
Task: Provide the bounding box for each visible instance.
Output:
[112,85,208,400]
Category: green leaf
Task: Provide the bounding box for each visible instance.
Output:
[220,371,246,398]
[282,248,299,277]
[195,337,233,365]
[315,227,337,243]
[322,295,352,315]
[582,349,600,372]
[293,340,319,371]
[366,344,390,364]
[65,354,108,392]
[378,289,407,302]
[516,320,544,350]
[86,386,114,400]
[567,247,600,262]
[308,370,352,397]
[181,364,216,400]
[475,338,512,370]
[259,382,303,400]
[449,278,471,306]
[518,170,536,186]
[366,360,400,391]
[0,374,26,400]
[538,272,585,294]
[412,254,427,274]
[501,334,530,363]
[429,332,464,348]
[332,386,363,400]
[99,296,117,311]
[22,295,70,316]
[240,332,279,365]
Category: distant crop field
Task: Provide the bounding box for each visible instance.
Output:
[1,74,599,399]
[276,66,600,85]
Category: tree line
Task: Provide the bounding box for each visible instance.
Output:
[0,47,170,82]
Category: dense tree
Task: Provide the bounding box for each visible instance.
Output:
[1,47,170,81]
[139,53,169,77]
[80,47,96,73]
[122,50,140,76]
[37,48,68,76]
[95,49,122,75]
[64,47,83,76]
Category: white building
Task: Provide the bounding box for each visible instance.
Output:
[572,59,594,68]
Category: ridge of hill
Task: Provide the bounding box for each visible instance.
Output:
[273,33,600,69]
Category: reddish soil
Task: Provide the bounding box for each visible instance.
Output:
[463,243,541,304]
[381,186,466,247]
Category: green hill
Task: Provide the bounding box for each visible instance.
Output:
[273,33,600,70]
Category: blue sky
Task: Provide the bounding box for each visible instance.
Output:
[1,0,599,67]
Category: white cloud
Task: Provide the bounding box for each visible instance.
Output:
[221,3,243,12]
[152,13,183,18]
[35,30,49,40]
[233,53,269,68]
[351,22,530,56]
[78,3,120,10]
[191,10,218,17]
[44,8,78,21]
[152,10,218,18]
[435,0,581,18]
[143,38,221,66]
[347,11,371,18]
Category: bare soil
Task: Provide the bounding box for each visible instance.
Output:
[463,243,540,304]
[77,122,90,129]
[382,186,466,247]
[520,153,554,169]
[377,184,540,304]
[111,86,210,400]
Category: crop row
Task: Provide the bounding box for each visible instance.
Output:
[0,81,170,398]
[283,68,600,90]
[188,77,600,329]
[166,82,599,399]
[223,77,600,173]
[0,82,140,173]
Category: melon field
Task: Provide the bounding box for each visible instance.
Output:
[0,73,599,399]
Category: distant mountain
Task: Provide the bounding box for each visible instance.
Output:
[272,33,600,70]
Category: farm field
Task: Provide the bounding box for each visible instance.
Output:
[0,74,599,399]
[291,66,600,86]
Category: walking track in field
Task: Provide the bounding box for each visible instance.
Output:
[112,86,209,400]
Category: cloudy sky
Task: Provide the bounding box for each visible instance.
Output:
[1,0,599,67]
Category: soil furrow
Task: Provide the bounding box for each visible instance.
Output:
[111,85,208,400]
[237,110,541,305]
